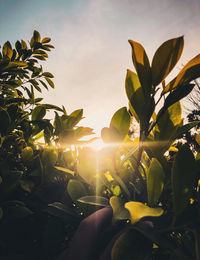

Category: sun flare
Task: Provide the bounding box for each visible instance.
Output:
[86,138,108,151]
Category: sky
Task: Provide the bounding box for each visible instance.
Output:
[0,0,200,136]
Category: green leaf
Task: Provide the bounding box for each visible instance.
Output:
[67,179,87,202]
[39,79,49,90]
[164,54,200,93]
[111,228,152,260]
[45,77,54,88]
[163,84,194,112]
[0,108,11,135]
[110,196,130,223]
[74,127,94,139]
[172,144,196,215]
[32,106,46,121]
[77,196,109,207]
[128,40,152,97]
[152,36,184,87]
[125,201,163,224]
[110,107,131,140]
[64,109,83,129]
[2,41,13,59]
[42,72,54,78]
[147,158,165,206]
[33,30,41,42]
[125,70,147,126]
[3,205,33,219]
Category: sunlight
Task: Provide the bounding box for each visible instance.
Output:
[86,138,109,151]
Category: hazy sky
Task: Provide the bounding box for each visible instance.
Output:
[1,0,200,135]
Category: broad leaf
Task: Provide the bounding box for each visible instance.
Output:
[67,179,87,202]
[125,201,163,224]
[152,36,184,86]
[172,144,196,215]
[128,40,152,97]
[54,166,74,176]
[147,158,165,206]
[78,196,109,207]
[32,106,46,121]
[164,54,200,93]
[110,107,130,140]
[110,196,130,223]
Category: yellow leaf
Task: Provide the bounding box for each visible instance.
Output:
[125,201,163,224]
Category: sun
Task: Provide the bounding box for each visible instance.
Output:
[86,138,108,151]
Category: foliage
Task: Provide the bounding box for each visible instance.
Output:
[1,32,200,260]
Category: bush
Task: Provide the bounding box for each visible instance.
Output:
[0,32,200,260]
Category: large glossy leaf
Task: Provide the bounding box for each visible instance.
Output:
[110,107,130,140]
[128,40,152,97]
[152,36,184,87]
[110,196,130,223]
[47,202,78,218]
[111,228,152,260]
[172,144,196,215]
[164,54,200,93]
[147,158,165,206]
[67,179,87,202]
[78,196,109,207]
[125,201,163,224]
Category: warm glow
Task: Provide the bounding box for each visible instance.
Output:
[86,138,109,151]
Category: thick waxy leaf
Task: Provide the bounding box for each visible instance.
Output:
[147,158,165,206]
[128,40,152,97]
[67,179,87,202]
[152,36,184,86]
[163,84,194,113]
[172,144,196,215]
[32,106,46,120]
[110,107,130,140]
[125,70,145,122]
[78,196,109,207]
[164,54,200,93]
[125,201,163,224]
[111,228,152,260]
[2,41,13,59]
[110,196,130,223]
[0,108,11,135]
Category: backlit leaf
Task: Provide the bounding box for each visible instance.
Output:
[67,179,87,202]
[128,40,152,97]
[152,36,184,86]
[32,106,46,121]
[125,201,163,224]
[110,196,130,223]
[78,196,109,207]
[147,158,165,206]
